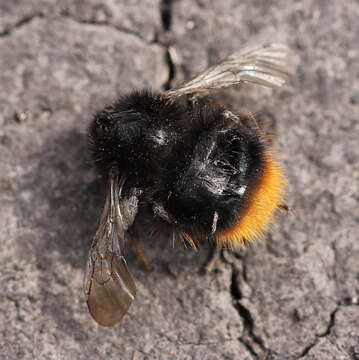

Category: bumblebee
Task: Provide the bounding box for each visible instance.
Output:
[84,43,296,326]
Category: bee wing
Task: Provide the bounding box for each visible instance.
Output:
[84,170,138,327]
[166,43,297,98]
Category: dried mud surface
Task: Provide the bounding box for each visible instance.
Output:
[0,1,358,359]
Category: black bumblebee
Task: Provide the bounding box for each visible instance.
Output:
[84,43,296,326]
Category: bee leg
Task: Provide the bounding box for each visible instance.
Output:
[128,230,153,271]
[239,111,259,129]
[278,203,295,212]
[202,242,222,274]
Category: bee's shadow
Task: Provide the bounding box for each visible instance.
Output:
[17,129,106,332]
[22,129,103,270]
[20,128,209,329]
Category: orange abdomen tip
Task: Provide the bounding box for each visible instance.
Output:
[216,151,285,248]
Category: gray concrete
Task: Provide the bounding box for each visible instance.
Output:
[0,1,358,359]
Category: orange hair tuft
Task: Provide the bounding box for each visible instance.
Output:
[216,151,284,248]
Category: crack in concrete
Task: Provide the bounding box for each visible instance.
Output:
[159,0,176,90]
[0,13,44,37]
[0,11,149,46]
[60,11,149,44]
[6,295,22,322]
[161,0,173,31]
[296,306,339,359]
[0,7,175,93]
[230,265,267,359]
[226,248,355,360]
[61,2,176,91]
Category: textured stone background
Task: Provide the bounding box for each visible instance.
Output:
[0,1,358,359]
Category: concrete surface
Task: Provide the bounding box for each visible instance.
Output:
[0,1,358,359]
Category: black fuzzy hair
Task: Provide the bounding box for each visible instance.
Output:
[164,108,266,237]
[89,90,187,178]
[89,90,266,239]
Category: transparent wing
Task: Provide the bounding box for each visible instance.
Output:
[84,169,138,327]
[166,43,297,98]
